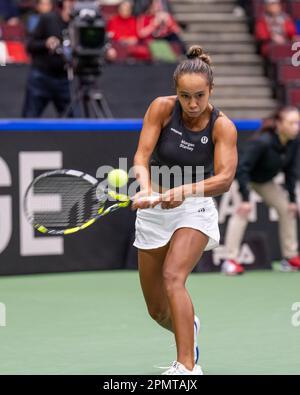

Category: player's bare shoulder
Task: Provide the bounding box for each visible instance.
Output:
[146,96,176,125]
[212,109,237,143]
[151,96,176,113]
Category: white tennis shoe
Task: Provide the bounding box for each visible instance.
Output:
[156,315,201,374]
[194,315,200,364]
[162,361,203,375]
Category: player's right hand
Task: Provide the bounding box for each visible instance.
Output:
[131,190,161,210]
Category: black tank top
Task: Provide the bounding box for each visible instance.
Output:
[150,100,220,188]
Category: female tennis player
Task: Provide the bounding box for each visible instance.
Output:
[222,106,300,276]
[131,45,238,375]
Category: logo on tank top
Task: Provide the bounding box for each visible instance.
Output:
[179,139,195,152]
[201,136,209,144]
[171,128,182,136]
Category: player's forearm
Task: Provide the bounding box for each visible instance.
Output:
[133,154,152,191]
[184,174,233,198]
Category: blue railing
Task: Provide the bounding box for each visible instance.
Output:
[0,119,262,132]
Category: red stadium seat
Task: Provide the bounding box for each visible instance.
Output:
[268,44,294,62]
[286,86,300,106]
[0,22,26,42]
[290,1,300,20]
[277,62,300,83]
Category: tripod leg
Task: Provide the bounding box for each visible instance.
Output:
[90,98,104,118]
[62,80,84,118]
[83,96,91,118]
[96,94,113,118]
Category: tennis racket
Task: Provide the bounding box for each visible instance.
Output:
[23,169,135,236]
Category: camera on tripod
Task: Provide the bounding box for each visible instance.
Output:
[66,0,108,77]
[62,1,113,118]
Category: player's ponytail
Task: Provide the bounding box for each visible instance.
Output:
[186,45,212,65]
[173,45,213,88]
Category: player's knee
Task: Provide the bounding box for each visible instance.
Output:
[162,268,184,293]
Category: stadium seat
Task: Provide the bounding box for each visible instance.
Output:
[277,61,300,83]
[290,1,300,20]
[286,85,300,106]
[0,21,26,42]
[268,44,294,62]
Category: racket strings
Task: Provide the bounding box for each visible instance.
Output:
[30,176,103,229]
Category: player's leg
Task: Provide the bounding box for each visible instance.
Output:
[162,227,208,371]
[138,243,173,331]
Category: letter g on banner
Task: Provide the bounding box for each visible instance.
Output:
[19,152,64,256]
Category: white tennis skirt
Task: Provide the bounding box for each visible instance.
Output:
[133,195,220,251]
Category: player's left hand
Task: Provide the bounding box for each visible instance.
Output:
[152,186,186,210]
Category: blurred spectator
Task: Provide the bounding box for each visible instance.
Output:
[137,0,185,54]
[107,0,151,62]
[22,0,74,117]
[100,0,120,4]
[133,0,172,16]
[0,2,28,64]
[107,0,138,45]
[27,0,54,33]
[255,0,297,56]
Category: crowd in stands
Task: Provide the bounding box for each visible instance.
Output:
[0,0,185,65]
[1,0,300,108]
[219,0,300,108]
[255,0,298,56]
[106,0,185,61]
[251,0,300,109]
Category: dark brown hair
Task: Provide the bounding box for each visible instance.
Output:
[173,45,213,88]
[260,106,299,133]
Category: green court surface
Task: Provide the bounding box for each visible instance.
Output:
[0,268,300,375]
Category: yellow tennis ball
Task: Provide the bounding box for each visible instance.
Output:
[107,169,128,188]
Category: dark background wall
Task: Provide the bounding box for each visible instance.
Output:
[0,64,176,118]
